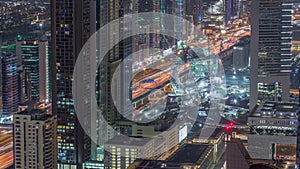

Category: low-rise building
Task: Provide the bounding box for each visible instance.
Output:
[248,101,298,160]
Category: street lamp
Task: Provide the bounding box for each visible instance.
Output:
[39,23,43,33]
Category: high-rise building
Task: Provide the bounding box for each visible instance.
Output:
[296,87,300,168]
[95,0,136,143]
[13,109,57,169]
[236,0,250,19]
[233,40,250,70]
[56,0,137,166]
[0,37,2,115]
[250,0,293,111]
[137,0,160,49]
[1,52,19,117]
[1,44,17,117]
[51,0,93,167]
[224,0,238,24]
[15,35,51,105]
[38,36,50,104]
[16,38,40,102]
[174,0,185,39]
[186,0,200,26]
[296,95,300,169]
[160,0,175,49]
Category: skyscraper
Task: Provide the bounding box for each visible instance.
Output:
[224,0,238,25]
[1,52,19,118]
[137,0,160,49]
[51,0,93,168]
[96,0,136,141]
[185,0,200,26]
[250,0,293,111]
[38,36,51,104]
[0,37,2,114]
[160,0,175,49]
[13,109,57,169]
[233,40,250,70]
[297,86,300,168]
[16,38,40,102]
[16,36,51,103]
[174,0,185,40]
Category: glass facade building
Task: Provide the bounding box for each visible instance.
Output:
[250,0,293,111]
[1,52,19,117]
[16,39,40,102]
[51,0,92,168]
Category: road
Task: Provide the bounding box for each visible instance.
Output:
[0,129,13,169]
[131,25,251,101]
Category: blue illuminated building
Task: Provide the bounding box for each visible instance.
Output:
[198,0,203,22]
[1,52,19,117]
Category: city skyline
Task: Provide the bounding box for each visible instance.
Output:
[0,0,299,169]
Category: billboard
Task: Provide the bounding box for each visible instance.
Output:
[273,144,296,161]
[179,125,188,143]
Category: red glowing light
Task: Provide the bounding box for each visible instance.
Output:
[229,122,234,126]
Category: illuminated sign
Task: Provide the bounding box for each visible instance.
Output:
[274,144,296,161]
[141,79,155,83]
[179,125,188,143]
[177,40,184,49]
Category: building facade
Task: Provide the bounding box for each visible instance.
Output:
[104,136,155,169]
[13,109,57,169]
[16,38,40,102]
[1,52,19,117]
[250,0,294,111]
[38,36,50,104]
[233,40,250,70]
[51,0,93,167]
[248,101,298,160]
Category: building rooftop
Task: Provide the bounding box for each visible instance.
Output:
[250,101,298,119]
[128,159,163,169]
[166,143,212,164]
[208,128,225,140]
[19,100,38,108]
[105,135,153,147]
[15,109,54,121]
[129,144,213,169]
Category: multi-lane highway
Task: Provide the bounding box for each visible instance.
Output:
[132,64,190,100]
[129,23,251,122]
[131,25,251,101]
[0,129,13,169]
[0,20,251,168]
